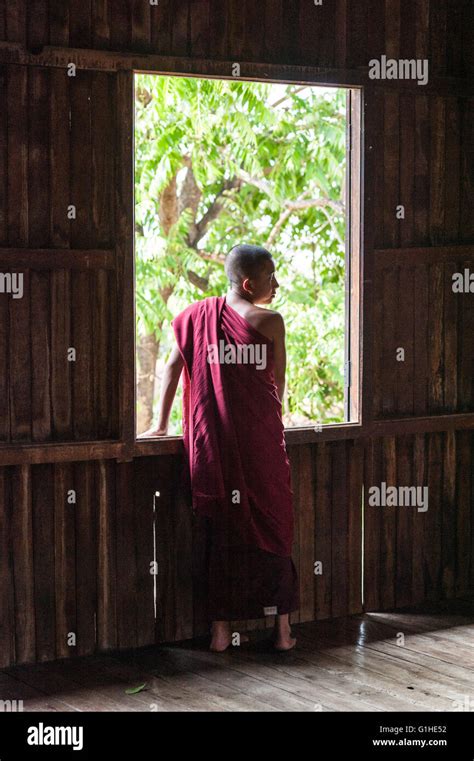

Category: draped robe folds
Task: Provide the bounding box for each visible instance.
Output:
[172,295,299,620]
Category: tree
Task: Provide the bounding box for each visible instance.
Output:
[135,76,346,433]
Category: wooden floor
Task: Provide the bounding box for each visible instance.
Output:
[2,599,474,712]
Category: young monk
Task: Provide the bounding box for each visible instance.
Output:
[142,244,299,651]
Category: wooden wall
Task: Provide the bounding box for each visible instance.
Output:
[0,1,473,667]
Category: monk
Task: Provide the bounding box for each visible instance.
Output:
[142,244,299,651]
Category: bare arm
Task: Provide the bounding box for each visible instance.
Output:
[139,344,184,436]
[271,313,286,404]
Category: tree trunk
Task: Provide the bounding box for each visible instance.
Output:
[137,331,160,433]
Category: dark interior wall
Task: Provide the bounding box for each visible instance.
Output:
[0,1,473,75]
[0,1,473,668]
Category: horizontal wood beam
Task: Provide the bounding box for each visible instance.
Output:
[0,248,115,269]
[370,413,474,437]
[1,414,473,465]
[0,441,124,466]
[0,44,473,97]
[374,244,474,267]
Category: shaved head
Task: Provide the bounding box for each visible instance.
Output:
[225,244,273,286]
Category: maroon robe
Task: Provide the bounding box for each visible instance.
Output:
[172,296,299,620]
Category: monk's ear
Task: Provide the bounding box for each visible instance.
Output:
[242,277,253,294]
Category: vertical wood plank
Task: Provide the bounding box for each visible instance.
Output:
[69,0,92,47]
[0,467,15,667]
[298,444,315,623]
[31,271,52,441]
[171,455,194,641]
[429,97,446,245]
[335,0,347,68]
[348,439,363,614]
[264,0,283,64]
[414,95,430,245]
[458,258,474,411]
[314,442,331,619]
[380,437,396,609]
[131,0,151,52]
[116,70,135,451]
[97,459,117,650]
[50,269,72,438]
[50,68,70,249]
[0,67,8,440]
[425,433,442,599]
[150,0,172,55]
[415,0,429,62]
[133,456,157,647]
[116,460,138,648]
[92,270,111,438]
[429,0,447,76]
[29,68,52,442]
[383,92,400,248]
[91,72,114,249]
[92,0,110,49]
[281,0,299,65]
[154,455,177,642]
[372,266,383,419]
[49,0,69,46]
[0,66,6,246]
[71,269,94,438]
[346,0,367,69]
[395,436,413,608]
[9,266,31,440]
[454,431,470,595]
[109,0,130,49]
[412,433,426,603]
[381,267,397,417]
[459,98,474,243]
[70,72,94,438]
[11,464,36,663]
[5,0,26,44]
[54,462,76,659]
[399,94,415,246]
[444,98,461,244]
[443,261,458,412]
[413,264,428,415]
[27,0,48,50]
[75,461,97,656]
[396,266,415,416]
[288,445,300,625]
[369,89,385,422]
[363,437,381,611]
[171,0,189,57]
[189,0,209,59]
[32,464,56,661]
[427,263,444,412]
[331,441,349,617]
[299,0,335,67]
[441,430,456,597]
[384,0,400,58]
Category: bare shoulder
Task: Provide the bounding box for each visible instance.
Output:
[251,307,285,341]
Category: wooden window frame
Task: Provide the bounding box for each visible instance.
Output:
[133,69,363,455]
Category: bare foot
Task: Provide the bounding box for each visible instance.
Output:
[210,623,249,652]
[273,613,296,651]
[274,634,297,651]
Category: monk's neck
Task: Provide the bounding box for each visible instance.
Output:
[226,289,256,307]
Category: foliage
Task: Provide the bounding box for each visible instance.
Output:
[135,75,347,432]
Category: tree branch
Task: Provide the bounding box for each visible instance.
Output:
[265,195,344,247]
[188,177,242,246]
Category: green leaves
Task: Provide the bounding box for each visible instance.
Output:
[135,76,347,429]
